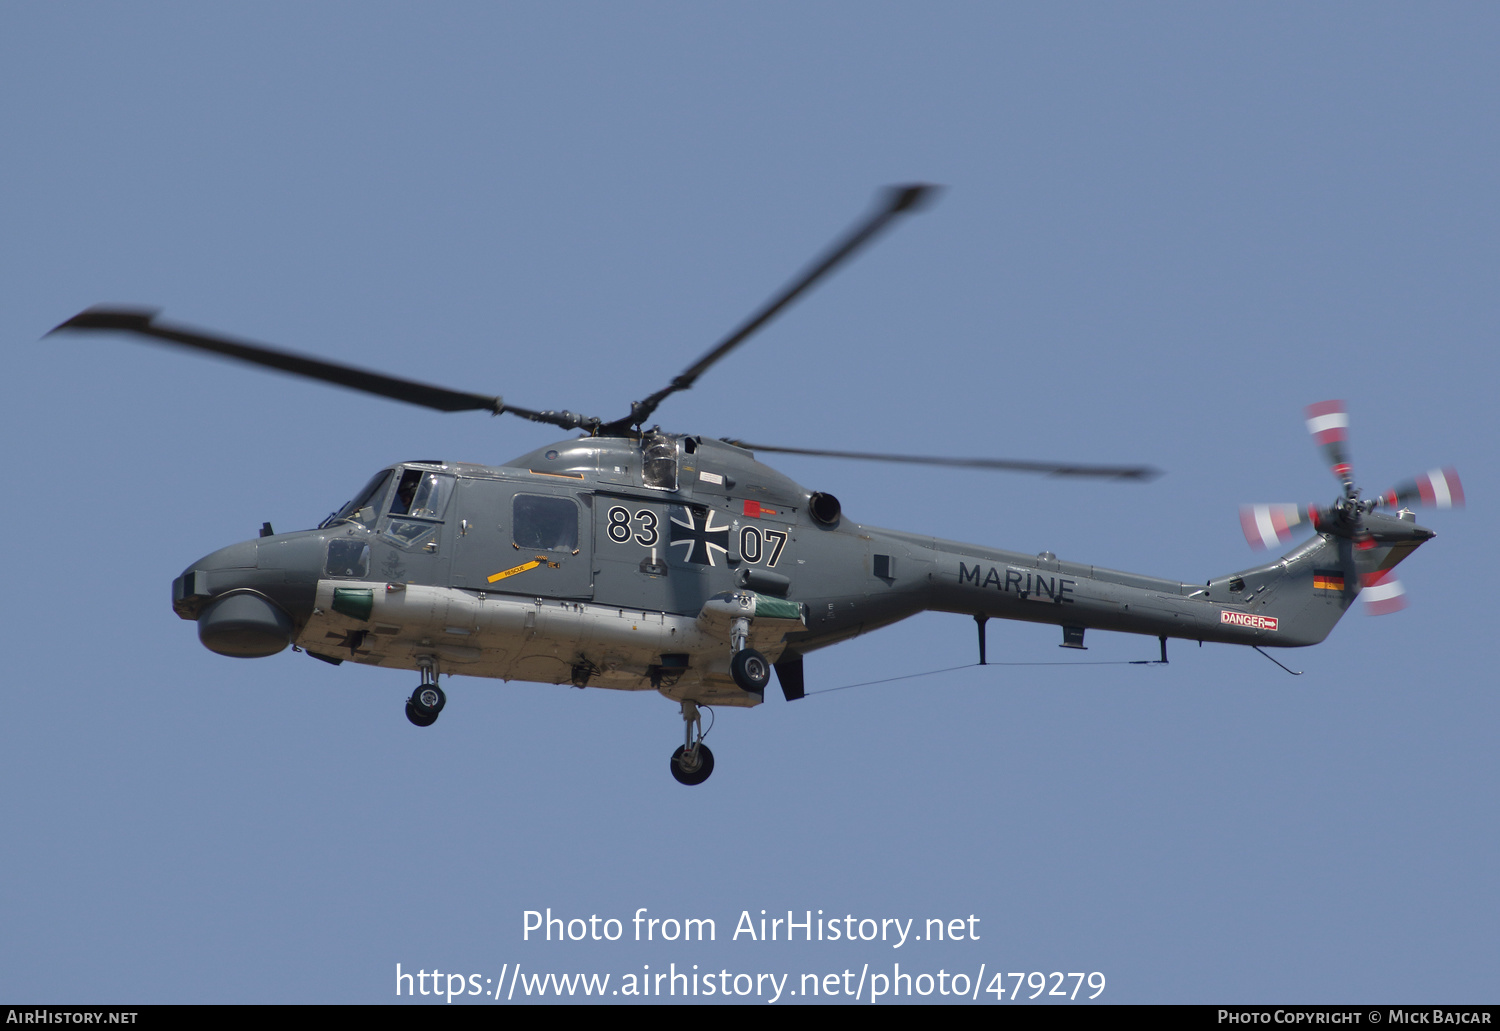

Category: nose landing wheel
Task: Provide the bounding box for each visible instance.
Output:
[405,660,445,727]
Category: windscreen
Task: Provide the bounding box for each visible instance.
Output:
[320,469,393,529]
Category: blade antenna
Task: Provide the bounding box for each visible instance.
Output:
[601,184,939,435]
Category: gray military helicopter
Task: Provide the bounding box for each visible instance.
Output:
[52,185,1462,785]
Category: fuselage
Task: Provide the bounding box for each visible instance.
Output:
[173,434,1432,705]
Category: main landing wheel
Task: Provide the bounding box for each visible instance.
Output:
[405,700,437,727]
[670,743,715,786]
[730,648,770,693]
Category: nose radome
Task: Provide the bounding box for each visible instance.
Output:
[173,532,326,655]
[202,539,258,570]
[197,592,295,657]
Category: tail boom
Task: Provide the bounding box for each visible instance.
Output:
[917,518,1433,650]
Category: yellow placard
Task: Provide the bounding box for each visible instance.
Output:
[488,559,542,584]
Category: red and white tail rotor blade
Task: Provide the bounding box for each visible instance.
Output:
[1240,504,1316,550]
[1361,570,1407,615]
[1305,400,1353,487]
[1379,467,1465,511]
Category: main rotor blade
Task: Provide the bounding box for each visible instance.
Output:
[49,306,597,429]
[51,307,503,412]
[603,184,940,434]
[725,440,1160,481]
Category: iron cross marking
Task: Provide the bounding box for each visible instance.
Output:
[668,505,731,566]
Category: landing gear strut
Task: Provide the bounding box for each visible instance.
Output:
[406,658,446,727]
[669,700,715,785]
[727,612,770,694]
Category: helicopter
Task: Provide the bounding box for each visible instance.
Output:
[51,185,1462,785]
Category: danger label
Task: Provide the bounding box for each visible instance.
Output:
[1221,610,1278,631]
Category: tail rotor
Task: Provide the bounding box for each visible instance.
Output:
[1360,569,1408,615]
[1377,467,1464,512]
[1239,503,1319,551]
[1239,401,1461,615]
[1305,400,1355,494]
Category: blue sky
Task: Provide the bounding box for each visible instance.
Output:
[2,3,1495,1004]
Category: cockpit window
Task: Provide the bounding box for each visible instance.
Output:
[642,433,678,491]
[513,494,578,552]
[321,469,393,529]
[390,469,454,520]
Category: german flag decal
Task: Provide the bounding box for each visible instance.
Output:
[1313,570,1345,592]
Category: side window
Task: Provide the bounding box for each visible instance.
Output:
[326,539,370,578]
[382,469,454,548]
[383,520,437,548]
[513,494,579,552]
[642,433,678,491]
[390,469,454,519]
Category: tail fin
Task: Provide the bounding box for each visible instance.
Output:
[1209,514,1433,646]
